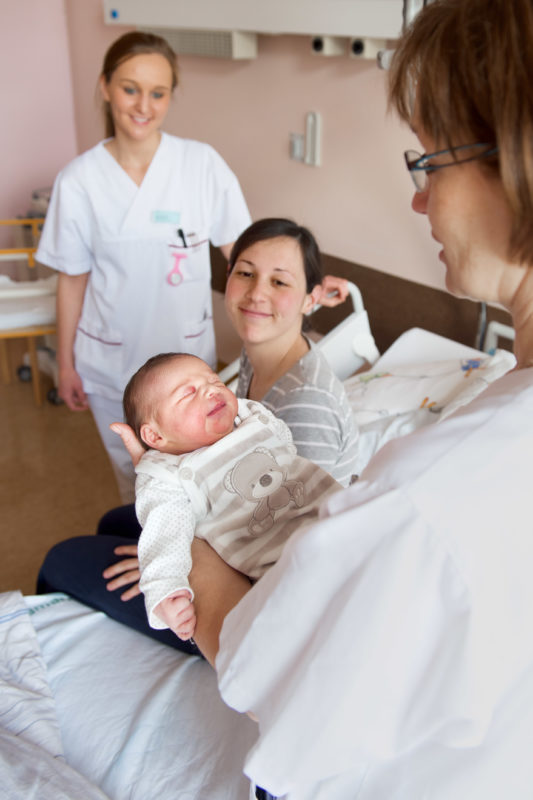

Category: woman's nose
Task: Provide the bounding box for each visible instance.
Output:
[412,186,429,215]
[246,278,266,301]
[136,92,150,115]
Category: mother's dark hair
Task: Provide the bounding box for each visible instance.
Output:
[227,218,323,292]
[389,0,533,265]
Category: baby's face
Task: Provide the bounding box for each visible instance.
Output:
[144,357,238,454]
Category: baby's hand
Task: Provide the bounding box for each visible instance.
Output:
[155,590,196,641]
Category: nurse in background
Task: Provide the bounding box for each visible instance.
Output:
[37,31,251,502]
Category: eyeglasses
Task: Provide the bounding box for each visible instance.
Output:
[404,142,499,193]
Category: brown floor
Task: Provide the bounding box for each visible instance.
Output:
[1,339,121,595]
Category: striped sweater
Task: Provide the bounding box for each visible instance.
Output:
[237,340,359,487]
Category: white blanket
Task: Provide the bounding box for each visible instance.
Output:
[27,593,257,800]
[348,344,515,475]
[0,590,109,799]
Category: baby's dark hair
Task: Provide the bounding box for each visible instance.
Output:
[123,352,195,448]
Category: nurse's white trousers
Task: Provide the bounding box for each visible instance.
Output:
[87,393,136,504]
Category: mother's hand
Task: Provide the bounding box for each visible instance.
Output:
[318,275,349,307]
[110,421,145,466]
[103,544,141,601]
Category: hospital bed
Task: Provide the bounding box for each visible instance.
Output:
[1,286,516,800]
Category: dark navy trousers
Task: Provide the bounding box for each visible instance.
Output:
[37,504,201,656]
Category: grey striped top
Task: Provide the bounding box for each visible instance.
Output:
[236,340,359,487]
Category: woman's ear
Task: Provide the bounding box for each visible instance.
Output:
[140,422,163,450]
[303,285,323,315]
[99,74,110,102]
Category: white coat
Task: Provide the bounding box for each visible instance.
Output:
[217,368,533,799]
[37,133,251,400]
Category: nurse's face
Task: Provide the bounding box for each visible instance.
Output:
[225,237,320,348]
[411,126,515,305]
[140,356,238,455]
[100,53,173,144]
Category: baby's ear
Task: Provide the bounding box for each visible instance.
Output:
[140,422,163,449]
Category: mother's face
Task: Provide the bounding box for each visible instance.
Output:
[412,128,516,306]
[224,236,321,347]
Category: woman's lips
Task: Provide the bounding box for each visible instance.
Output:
[239,307,271,319]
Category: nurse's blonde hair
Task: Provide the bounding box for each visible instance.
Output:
[100,31,179,139]
[389,0,533,265]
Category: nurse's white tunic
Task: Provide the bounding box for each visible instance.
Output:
[37,133,251,400]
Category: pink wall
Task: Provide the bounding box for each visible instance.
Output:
[6,0,444,291]
[170,36,442,289]
[0,0,78,249]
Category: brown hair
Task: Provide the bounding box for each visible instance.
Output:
[389,0,533,265]
[100,31,178,138]
[123,352,194,449]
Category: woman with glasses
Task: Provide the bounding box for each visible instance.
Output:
[183,1,532,796]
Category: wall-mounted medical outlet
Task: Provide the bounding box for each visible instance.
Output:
[349,37,388,60]
[290,133,305,162]
[289,111,322,167]
[310,35,346,57]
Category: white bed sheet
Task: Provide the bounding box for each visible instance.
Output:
[348,328,515,476]
[24,593,257,800]
[0,590,110,799]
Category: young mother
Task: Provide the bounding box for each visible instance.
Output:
[37,219,357,653]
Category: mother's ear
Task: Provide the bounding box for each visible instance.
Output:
[303,284,323,315]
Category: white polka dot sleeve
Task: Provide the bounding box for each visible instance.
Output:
[137,474,196,630]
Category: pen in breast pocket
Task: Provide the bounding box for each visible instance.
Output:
[177,228,188,247]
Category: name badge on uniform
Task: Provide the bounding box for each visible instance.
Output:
[152,210,181,224]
